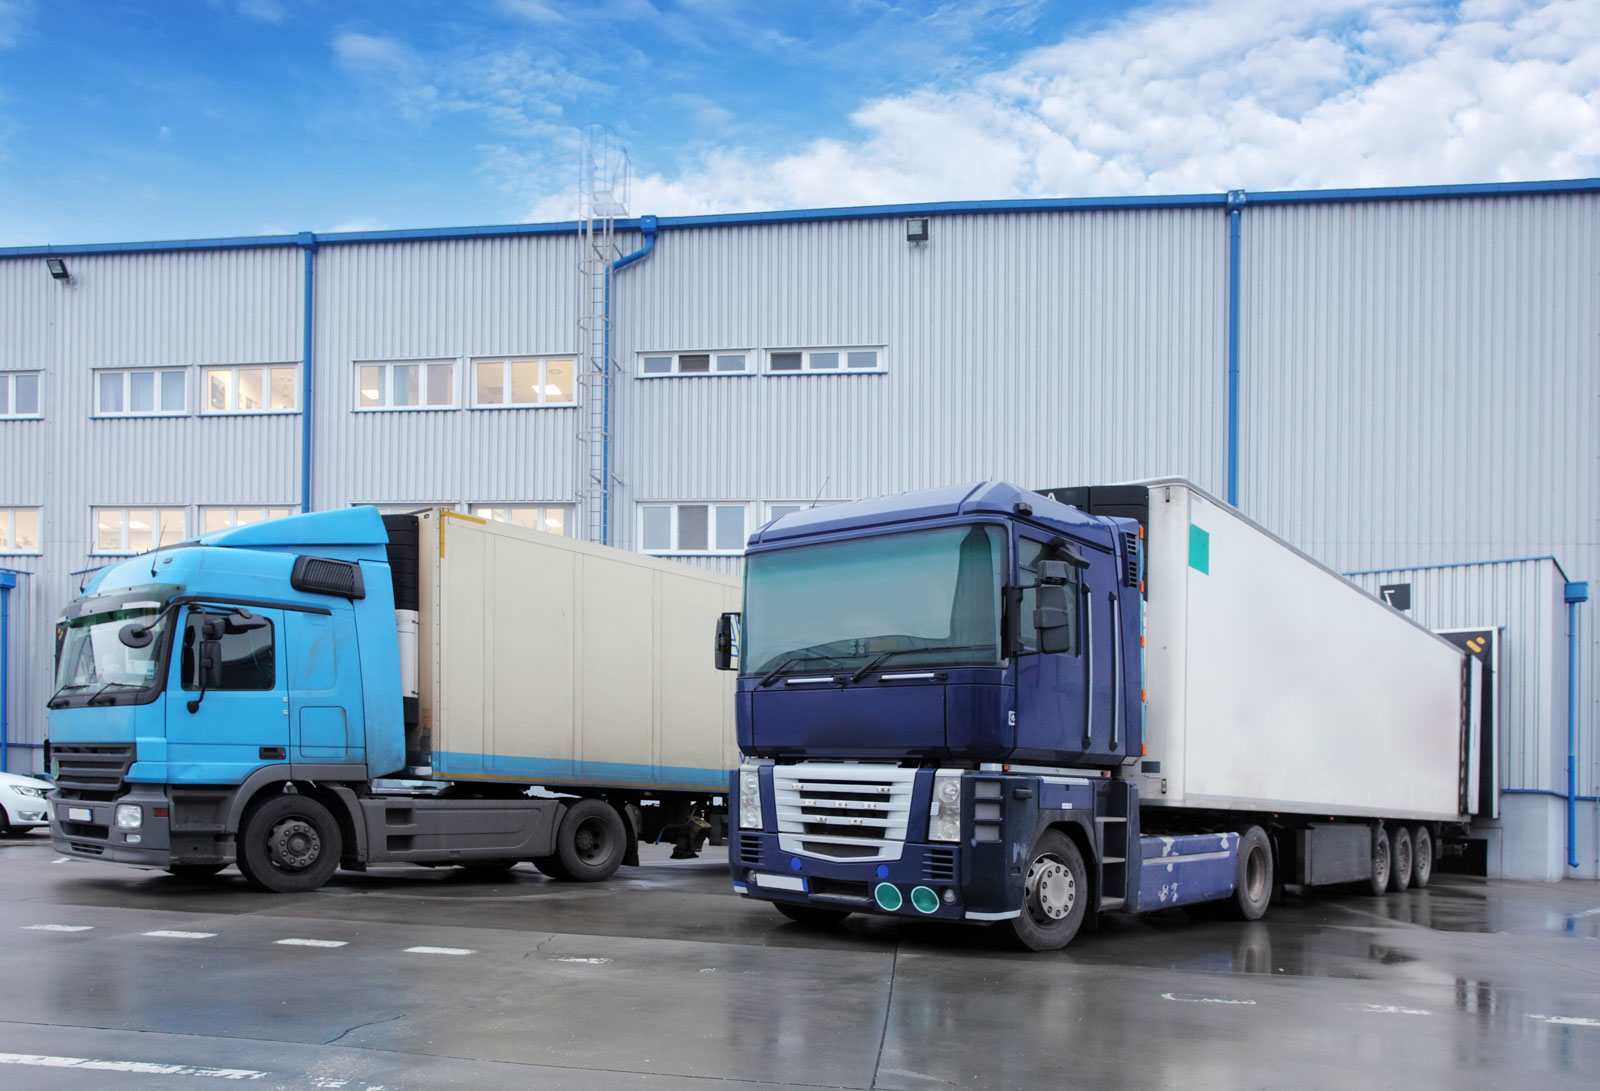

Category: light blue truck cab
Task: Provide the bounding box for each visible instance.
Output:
[722,484,1296,950]
[47,508,637,891]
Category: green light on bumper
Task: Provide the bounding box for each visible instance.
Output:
[910,886,940,914]
[874,883,903,911]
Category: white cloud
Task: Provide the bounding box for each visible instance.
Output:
[546,0,1600,217]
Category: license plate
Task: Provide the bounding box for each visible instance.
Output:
[67,807,92,823]
[751,872,806,892]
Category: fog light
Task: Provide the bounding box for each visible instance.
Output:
[125,834,142,844]
[942,887,956,904]
[115,804,143,830]
[910,886,940,914]
[874,883,903,911]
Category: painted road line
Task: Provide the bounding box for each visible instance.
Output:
[0,1052,265,1079]
[1355,1004,1432,1016]
[275,938,348,948]
[24,924,93,932]
[551,956,611,965]
[1528,1014,1600,1028]
[404,946,475,956]
[144,931,217,940]
[1160,993,1255,1005]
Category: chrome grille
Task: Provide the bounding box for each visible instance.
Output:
[51,743,135,801]
[774,763,916,862]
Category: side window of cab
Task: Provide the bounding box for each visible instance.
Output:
[1019,538,1080,655]
[179,612,276,690]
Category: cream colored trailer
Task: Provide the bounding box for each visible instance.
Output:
[411,511,741,793]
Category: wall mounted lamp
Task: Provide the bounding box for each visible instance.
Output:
[905,217,929,244]
[45,257,71,282]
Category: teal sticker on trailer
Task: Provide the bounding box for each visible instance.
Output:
[1189,525,1210,574]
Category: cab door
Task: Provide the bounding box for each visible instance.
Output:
[164,606,289,783]
[1012,534,1090,761]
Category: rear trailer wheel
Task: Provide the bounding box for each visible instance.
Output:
[553,799,627,882]
[1362,826,1391,897]
[1410,826,1434,889]
[1004,830,1088,952]
[1229,827,1274,921]
[1388,826,1413,892]
[236,794,343,893]
[775,903,851,927]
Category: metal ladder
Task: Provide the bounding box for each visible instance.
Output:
[1095,781,1136,910]
[576,125,629,545]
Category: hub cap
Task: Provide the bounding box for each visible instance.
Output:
[573,816,611,864]
[1025,854,1075,922]
[267,818,321,871]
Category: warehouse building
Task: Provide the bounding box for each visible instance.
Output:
[1,178,1595,878]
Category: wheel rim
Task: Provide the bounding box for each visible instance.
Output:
[1415,833,1431,875]
[1025,853,1075,924]
[1395,839,1412,883]
[267,817,321,871]
[1375,839,1389,884]
[1244,847,1268,902]
[573,815,613,864]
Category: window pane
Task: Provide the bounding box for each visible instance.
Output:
[238,368,265,411]
[641,507,671,551]
[207,369,232,412]
[127,509,154,553]
[0,512,8,551]
[359,366,382,408]
[0,379,8,415]
[161,370,185,411]
[16,372,38,414]
[203,509,231,533]
[473,506,502,521]
[847,350,878,369]
[12,509,37,551]
[393,364,418,407]
[509,507,539,529]
[770,352,802,371]
[768,505,804,522]
[545,359,574,404]
[679,354,710,374]
[809,352,839,370]
[96,510,123,552]
[182,614,275,691]
[157,509,185,547]
[715,505,745,551]
[427,363,452,406]
[678,505,709,551]
[267,508,294,520]
[510,360,540,404]
[544,508,566,536]
[476,362,504,405]
[128,371,156,412]
[715,354,745,372]
[270,367,297,409]
[234,508,264,525]
[99,372,124,413]
[642,355,672,374]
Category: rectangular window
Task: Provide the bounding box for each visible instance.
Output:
[471,357,576,407]
[1019,538,1080,655]
[180,611,275,691]
[356,360,456,410]
[765,347,884,374]
[203,365,298,413]
[0,508,40,553]
[201,506,296,534]
[637,350,750,377]
[95,369,186,416]
[763,500,844,525]
[92,507,187,554]
[0,372,41,418]
[638,502,748,555]
[471,504,574,537]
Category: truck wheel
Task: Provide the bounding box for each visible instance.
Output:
[236,794,343,893]
[1004,830,1088,952]
[775,902,851,927]
[553,799,627,882]
[1228,827,1274,920]
[1410,825,1433,889]
[1362,826,1390,896]
[1388,826,1412,892]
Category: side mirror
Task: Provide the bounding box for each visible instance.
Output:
[201,617,226,641]
[1037,559,1071,585]
[119,622,154,648]
[199,641,224,688]
[1034,584,1073,654]
[1053,540,1092,570]
[225,609,269,633]
[714,612,741,672]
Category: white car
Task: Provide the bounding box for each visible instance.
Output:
[0,771,53,834]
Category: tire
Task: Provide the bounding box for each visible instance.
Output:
[531,854,571,880]
[1362,826,1390,896]
[0,805,13,835]
[1388,826,1412,892]
[552,799,627,882]
[235,794,343,893]
[1410,825,1433,889]
[166,863,227,879]
[774,902,851,927]
[1228,827,1274,921]
[1004,829,1089,951]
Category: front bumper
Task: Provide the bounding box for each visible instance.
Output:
[50,787,180,868]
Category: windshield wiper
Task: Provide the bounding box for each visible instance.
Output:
[758,653,844,688]
[849,643,993,683]
[87,682,144,706]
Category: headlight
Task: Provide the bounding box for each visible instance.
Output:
[115,803,143,830]
[929,770,962,842]
[11,785,45,798]
[738,766,762,830]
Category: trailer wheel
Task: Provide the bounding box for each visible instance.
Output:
[1228,827,1274,920]
[1004,830,1088,952]
[1410,825,1433,889]
[774,903,851,927]
[1362,826,1390,896]
[1388,826,1412,892]
[552,799,627,882]
[236,794,342,893]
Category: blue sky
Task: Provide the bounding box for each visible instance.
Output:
[0,0,1595,244]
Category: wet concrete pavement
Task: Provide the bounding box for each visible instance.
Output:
[2,829,1597,1090]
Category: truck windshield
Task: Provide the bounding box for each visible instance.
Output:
[743,524,1007,677]
[53,593,174,702]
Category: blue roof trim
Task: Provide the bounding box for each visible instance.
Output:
[3,178,1595,257]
